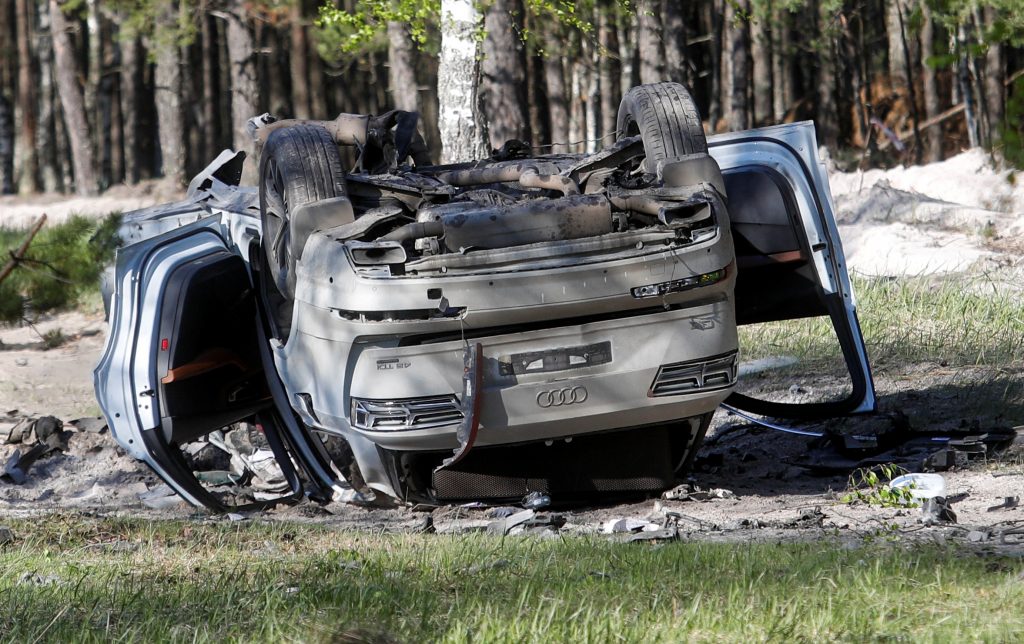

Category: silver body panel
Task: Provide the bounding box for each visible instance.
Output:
[95,121,874,505]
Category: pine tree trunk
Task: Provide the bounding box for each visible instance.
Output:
[816,1,839,149]
[598,6,619,139]
[569,57,584,152]
[0,93,12,194]
[15,0,39,193]
[109,53,123,184]
[842,7,868,150]
[661,0,687,85]
[707,1,722,129]
[387,21,419,111]
[983,6,1004,135]
[85,0,102,182]
[34,0,61,192]
[919,2,941,161]
[438,0,489,163]
[751,9,772,125]
[771,6,793,121]
[120,31,140,184]
[886,0,908,89]
[290,2,311,119]
[0,3,14,193]
[544,51,568,151]
[727,0,750,131]
[181,30,201,176]
[956,26,979,148]
[637,0,663,84]
[49,0,98,195]
[618,8,638,92]
[482,0,529,148]
[153,11,186,187]
[224,1,259,183]
[584,26,600,153]
[524,11,547,148]
[308,27,326,118]
[200,12,219,162]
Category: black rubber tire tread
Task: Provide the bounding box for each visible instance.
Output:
[259,123,346,301]
[616,82,707,163]
[259,124,346,340]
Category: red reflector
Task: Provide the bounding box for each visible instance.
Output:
[160,338,169,351]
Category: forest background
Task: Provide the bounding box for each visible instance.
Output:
[1,0,1022,198]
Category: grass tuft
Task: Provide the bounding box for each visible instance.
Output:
[0,516,1022,641]
[739,274,1024,368]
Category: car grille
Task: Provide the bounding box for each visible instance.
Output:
[350,395,463,431]
[649,351,738,396]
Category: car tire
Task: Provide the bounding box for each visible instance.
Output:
[616,82,708,165]
[259,124,348,339]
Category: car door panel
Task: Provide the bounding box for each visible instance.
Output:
[708,123,876,418]
[95,218,302,510]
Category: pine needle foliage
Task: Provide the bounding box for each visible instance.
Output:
[0,213,122,324]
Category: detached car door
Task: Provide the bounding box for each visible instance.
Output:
[94,217,302,509]
[708,122,876,418]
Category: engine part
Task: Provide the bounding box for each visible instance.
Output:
[438,194,613,251]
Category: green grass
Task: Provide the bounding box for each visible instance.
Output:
[0,516,1022,642]
[739,274,1024,368]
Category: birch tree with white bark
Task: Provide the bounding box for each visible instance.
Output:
[438,0,489,163]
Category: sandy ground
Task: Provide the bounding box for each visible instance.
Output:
[0,179,184,228]
[0,151,1022,548]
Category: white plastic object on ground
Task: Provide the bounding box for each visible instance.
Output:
[889,473,946,499]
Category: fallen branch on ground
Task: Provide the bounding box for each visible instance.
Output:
[0,214,47,286]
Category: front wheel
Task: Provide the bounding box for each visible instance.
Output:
[616,82,708,168]
[258,124,348,340]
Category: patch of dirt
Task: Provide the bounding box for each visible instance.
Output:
[0,311,107,419]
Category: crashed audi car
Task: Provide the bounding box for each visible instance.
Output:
[94,83,875,510]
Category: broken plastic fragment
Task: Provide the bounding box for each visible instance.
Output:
[436,343,483,472]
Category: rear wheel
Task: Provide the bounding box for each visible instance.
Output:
[616,82,707,167]
[259,124,347,339]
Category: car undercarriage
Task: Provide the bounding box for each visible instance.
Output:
[95,82,875,511]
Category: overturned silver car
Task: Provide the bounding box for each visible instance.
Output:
[94,83,874,510]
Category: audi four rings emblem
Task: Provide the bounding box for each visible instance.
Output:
[536,386,589,408]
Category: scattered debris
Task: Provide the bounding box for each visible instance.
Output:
[626,527,678,542]
[662,483,735,502]
[18,572,62,586]
[414,515,435,534]
[488,506,520,519]
[784,508,828,530]
[68,417,107,434]
[521,491,551,510]
[138,484,185,510]
[487,509,535,535]
[890,473,946,500]
[1,417,32,444]
[986,496,1019,512]
[921,497,958,525]
[601,518,661,534]
[3,444,52,484]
